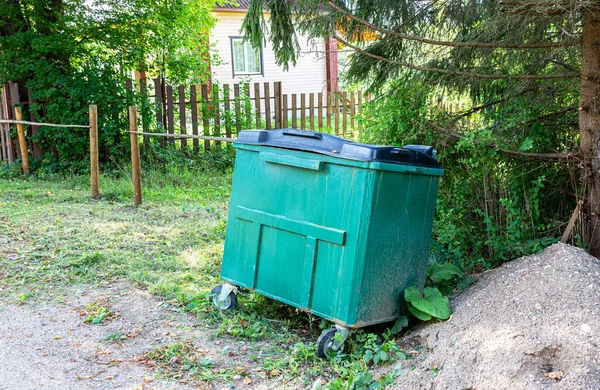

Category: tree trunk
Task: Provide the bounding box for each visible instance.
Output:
[579,10,600,257]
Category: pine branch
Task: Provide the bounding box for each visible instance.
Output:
[502,106,578,130]
[327,1,581,49]
[425,120,578,161]
[454,88,536,118]
[335,36,581,80]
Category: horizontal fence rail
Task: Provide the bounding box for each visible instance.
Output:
[0,119,89,128]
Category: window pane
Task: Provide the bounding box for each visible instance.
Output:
[245,42,260,73]
[233,40,246,73]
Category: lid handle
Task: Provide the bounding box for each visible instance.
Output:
[282,129,323,140]
[391,148,414,157]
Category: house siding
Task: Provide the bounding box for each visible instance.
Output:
[210,11,328,97]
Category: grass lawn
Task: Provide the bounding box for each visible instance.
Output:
[0,166,410,389]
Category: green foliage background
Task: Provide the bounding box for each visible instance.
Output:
[358,80,576,269]
[0,0,216,171]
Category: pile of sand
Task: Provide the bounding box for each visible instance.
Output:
[392,243,600,389]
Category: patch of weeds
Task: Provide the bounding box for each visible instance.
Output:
[138,341,237,384]
[80,298,118,324]
[102,332,127,342]
[18,292,36,305]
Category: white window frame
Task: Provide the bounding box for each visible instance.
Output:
[230,36,263,77]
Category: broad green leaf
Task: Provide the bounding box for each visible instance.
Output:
[390,316,409,334]
[405,286,451,320]
[404,286,422,302]
[428,262,464,283]
[407,302,432,321]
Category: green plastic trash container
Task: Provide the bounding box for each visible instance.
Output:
[211,129,443,357]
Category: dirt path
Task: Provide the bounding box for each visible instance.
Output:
[0,282,259,390]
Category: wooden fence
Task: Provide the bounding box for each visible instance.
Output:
[132,78,369,151]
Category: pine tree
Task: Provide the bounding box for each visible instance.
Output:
[243,0,600,256]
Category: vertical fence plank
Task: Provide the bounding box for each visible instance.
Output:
[300,93,306,130]
[14,106,29,174]
[0,98,8,162]
[1,86,15,162]
[191,85,199,151]
[9,83,20,158]
[129,106,142,206]
[223,84,232,139]
[89,105,99,199]
[358,91,363,133]
[167,85,174,144]
[291,94,297,129]
[213,85,221,146]
[342,91,347,136]
[318,93,323,130]
[140,77,150,147]
[350,91,355,136]
[254,83,261,128]
[326,92,332,129]
[27,89,42,158]
[154,78,165,145]
[282,94,288,128]
[234,84,241,134]
[243,84,252,127]
[334,93,340,136]
[178,85,187,150]
[264,83,271,130]
[309,93,315,130]
[274,82,282,129]
[201,84,210,150]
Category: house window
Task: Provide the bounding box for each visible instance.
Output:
[230,37,262,76]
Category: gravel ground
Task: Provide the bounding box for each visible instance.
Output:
[1,243,598,390]
[390,243,600,390]
[0,283,236,390]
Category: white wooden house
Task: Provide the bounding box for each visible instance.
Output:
[210,1,339,95]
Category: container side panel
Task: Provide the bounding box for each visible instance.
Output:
[254,226,307,304]
[356,172,440,325]
[221,218,259,287]
[310,242,351,322]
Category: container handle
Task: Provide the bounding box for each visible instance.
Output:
[282,129,323,140]
[259,152,323,171]
[390,148,414,157]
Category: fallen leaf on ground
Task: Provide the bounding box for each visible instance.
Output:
[243,377,252,385]
[544,371,564,380]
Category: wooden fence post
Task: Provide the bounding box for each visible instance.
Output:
[254,83,261,128]
[178,85,187,150]
[264,83,271,130]
[201,84,210,150]
[154,77,165,145]
[129,106,142,206]
[0,97,8,162]
[3,84,16,162]
[14,106,29,174]
[191,85,199,151]
[27,89,42,158]
[167,85,174,144]
[274,82,282,129]
[89,105,100,199]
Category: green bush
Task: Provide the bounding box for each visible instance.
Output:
[358,81,570,270]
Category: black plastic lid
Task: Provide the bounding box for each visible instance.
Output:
[236,129,442,168]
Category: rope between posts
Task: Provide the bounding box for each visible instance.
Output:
[128,131,236,143]
[0,119,89,128]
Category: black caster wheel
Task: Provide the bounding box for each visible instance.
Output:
[210,285,237,310]
[316,327,345,358]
